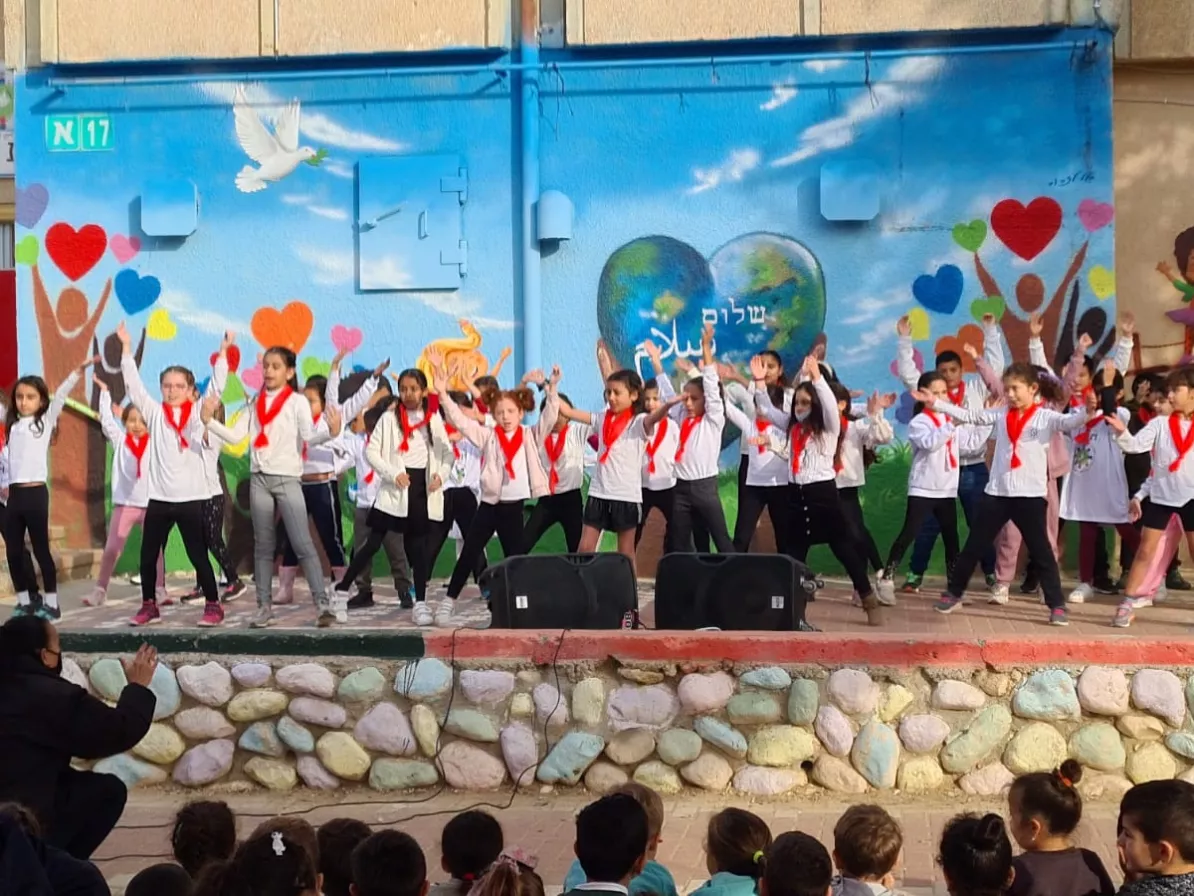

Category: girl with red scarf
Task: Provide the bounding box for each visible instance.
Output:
[523,376,589,554]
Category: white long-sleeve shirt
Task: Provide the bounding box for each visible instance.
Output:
[199,356,229,498]
[1061,407,1132,523]
[836,411,894,489]
[205,385,331,478]
[755,376,840,486]
[122,356,208,502]
[5,372,79,485]
[305,365,378,476]
[539,420,589,495]
[99,400,150,508]
[724,395,786,487]
[653,365,725,482]
[905,410,990,498]
[1115,414,1194,510]
[935,400,1088,498]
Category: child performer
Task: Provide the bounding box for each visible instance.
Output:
[720,361,788,554]
[523,371,590,553]
[0,420,43,613]
[4,356,94,620]
[913,362,1095,625]
[834,384,895,574]
[200,344,342,628]
[635,377,679,553]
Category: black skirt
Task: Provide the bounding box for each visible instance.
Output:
[366,468,430,536]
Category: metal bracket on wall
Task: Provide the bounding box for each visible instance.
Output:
[440,169,468,204]
[540,0,566,49]
[441,240,469,277]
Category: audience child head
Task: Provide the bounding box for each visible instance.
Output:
[938,813,1013,896]
[441,810,504,890]
[832,804,903,887]
[470,852,545,896]
[318,818,373,896]
[612,782,665,861]
[351,829,429,896]
[170,800,237,880]
[1118,780,1194,879]
[575,793,650,886]
[194,828,320,896]
[704,807,771,879]
[125,863,194,896]
[760,831,833,896]
[251,816,319,870]
[1007,760,1084,851]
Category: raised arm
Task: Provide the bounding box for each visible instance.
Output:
[809,362,840,437]
[45,368,83,432]
[749,354,790,428]
[700,358,724,427]
[894,317,921,391]
[859,393,896,447]
[533,366,562,442]
[643,396,681,436]
[1110,415,1160,454]
[968,344,1004,398]
[722,393,752,436]
[1047,406,1097,435]
[980,314,1004,373]
[923,398,1000,427]
[206,331,234,402]
[1112,313,1136,373]
[435,376,491,448]
[117,323,161,423]
[201,396,250,444]
[97,391,124,444]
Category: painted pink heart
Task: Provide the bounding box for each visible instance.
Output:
[889,348,923,379]
[110,234,141,264]
[331,324,363,354]
[1077,199,1114,233]
[241,362,264,392]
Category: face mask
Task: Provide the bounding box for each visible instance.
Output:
[793,409,811,422]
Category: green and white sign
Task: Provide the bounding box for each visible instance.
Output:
[46,112,113,152]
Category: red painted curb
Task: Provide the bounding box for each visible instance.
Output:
[423,630,1194,667]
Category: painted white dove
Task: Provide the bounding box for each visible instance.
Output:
[232,85,322,193]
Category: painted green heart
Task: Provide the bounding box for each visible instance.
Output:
[301,357,331,380]
[15,235,39,266]
[952,220,987,253]
[969,295,1005,323]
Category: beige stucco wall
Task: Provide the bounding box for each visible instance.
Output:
[820,0,1063,34]
[55,0,263,63]
[579,0,803,44]
[274,0,497,56]
[1130,0,1194,60]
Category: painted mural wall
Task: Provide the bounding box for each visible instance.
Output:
[14,30,1114,574]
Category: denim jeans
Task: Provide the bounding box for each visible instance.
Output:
[907,462,995,577]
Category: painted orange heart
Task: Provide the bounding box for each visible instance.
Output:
[252,302,314,354]
[935,324,985,374]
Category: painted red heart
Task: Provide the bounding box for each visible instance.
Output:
[990,198,1062,262]
[44,223,108,282]
[210,344,242,373]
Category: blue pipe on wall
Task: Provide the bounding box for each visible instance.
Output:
[518,3,542,377]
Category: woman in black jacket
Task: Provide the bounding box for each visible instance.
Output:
[0,616,157,860]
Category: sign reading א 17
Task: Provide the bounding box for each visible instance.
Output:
[45,112,114,152]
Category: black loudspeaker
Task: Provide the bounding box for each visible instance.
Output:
[482,553,639,629]
[654,554,819,631]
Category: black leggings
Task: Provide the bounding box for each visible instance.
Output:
[200,494,239,585]
[142,499,218,604]
[447,500,525,599]
[839,486,884,572]
[523,490,584,553]
[733,484,789,553]
[887,496,959,572]
[636,487,675,551]
[338,469,431,601]
[670,477,734,554]
[3,485,55,595]
[425,487,486,584]
[948,495,1063,609]
[785,480,874,599]
[0,496,42,596]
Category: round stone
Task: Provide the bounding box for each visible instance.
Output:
[132,723,185,765]
[741,667,793,691]
[173,739,235,786]
[959,762,1015,796]
[810,755,868,794]
[93,754,168,789]
[632,760,682,794]
[277,663,336,699]
[538,732,605,785]
[1013,670,1081,721]
[369,758,439,791]
[1077,667,1130,716]
[510,693,534,717]
[677,672,735,713]
[1132,670,1186,728]
[899,714,951,754]
[787,679,820,724]
[584,761,630,793]
[316,732,371,781]
[727,693,782,725]
[681,752,733,791]
[1167,732,1194,760]
[288,697,347,729]
[1127,742,1178,783]
[732,765,805,796]
[1078,773,1133,801]
[339,667,387,703]
[147,663,181,721]
[395,659,453,700]
[500,723,539,786]
[897,756,945,793]
[410,704,440,757]
[438,741,507,790]
[296,755,340,790]
[1004,723,1067,774]
[694,717,748,759]
[606,685,679,731]
[619,667,666,685]
[460,670,516,705]
[177,662,235,707]
[940,705,1012,774]
[815,705,855,757]
[355,703,417,755]
[245,757,297,792]
[277,716,316,754]
[239,721,285,758]
[444,709,499,744]
[657,729,703,766]
[572,679,606,726]
[174,707,236,740]
[1119,714,1166,741]
[227,689,288,723]
[747,725,818,767]
[60,657,90,693]
[932,680,985,711]
[851,720,900,789]
[827,669,879,715]
[976,671,1012,698]
[879,684,915,721]
[1070,723,1127,770]
[533,684,570,728]
[606,729,656,765]
[231,662,272,688]
[88,658,126,702]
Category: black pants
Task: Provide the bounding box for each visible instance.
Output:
[669,477,734,554]
[200,494,239,585]
[3,485,56,594]
[887,496,959,572]
[733,483,789,553]
[636,487,675,552]
[142,499,218,604]
[949,495,1064,609]
[839,486,884,572]
[283,480,346,568]
[523,489,584,553]
[786,480,874,598]
[425,487,487,585]
[0,500,40,596]
[45,768,127,861]
[447,500,525,598]
[339,470,432,601]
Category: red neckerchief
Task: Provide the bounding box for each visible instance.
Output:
[444,423,462,460]
[1074,416,1104,446]
[164,401,195,450]
[125,433,149,477]
[947,382,965,405]
[496,426,523,479]
[923,410,957,469]
[754,418,770,455]
[1138,406,1155,425]
[790,425,812,475]
[1070,385,1093,410]
[1169,414,1194,473]
[544,424,568,494]
[646,418,669,474]
[302,412,321,461]
[675,414,703,463]
[253,388,292,449]
[363,432,375,485]
[0,423,5,452]
[599,410,633,463]
[398,405,429,452]
[1005,405,1040,469]
[834,416,850,473]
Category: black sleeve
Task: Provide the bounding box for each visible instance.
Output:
[64,683,156,760]
[1128,410,1147,435]
[1098,385,1118,417]
[1082,849,1116,896]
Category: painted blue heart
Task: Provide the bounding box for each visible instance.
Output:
[114,269,162,315]
[912,264,963,315]
[895,390,917,425]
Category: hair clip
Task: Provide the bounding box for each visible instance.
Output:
[1058,774,1073,788]
[272,831,286,856]
[502,847,539,871]
[753,850,765,864]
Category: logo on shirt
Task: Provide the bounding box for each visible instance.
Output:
[1072,442,1094,474]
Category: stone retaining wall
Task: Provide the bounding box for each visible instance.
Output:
[63,653,1194,800]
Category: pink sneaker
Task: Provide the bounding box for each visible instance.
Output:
[129,601,161,627]
[197,602,225,627]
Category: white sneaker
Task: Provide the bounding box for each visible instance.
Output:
[988,583,1009,605]
[1154,586,1169,605]
[332,595,349,625]
[875,572,897,607]
[411,602,433,626]
[1068,583,1092,604]
[434,598,456,627]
